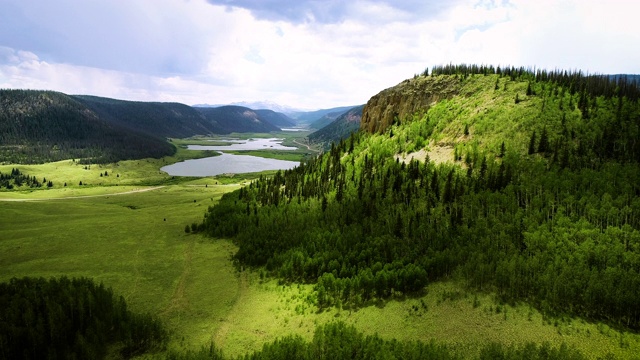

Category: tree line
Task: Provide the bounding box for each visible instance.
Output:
[203,69,640,330]
[0,276,167,359]
[164,322,586,360]
[0,90,176,164]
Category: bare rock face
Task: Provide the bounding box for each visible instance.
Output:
[361,75,460,133]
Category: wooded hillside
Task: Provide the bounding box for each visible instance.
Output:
[203,66,640,331]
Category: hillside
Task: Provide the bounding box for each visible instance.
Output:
[308,105,363,148]
[254,109,296,128]
[290,105,357,126]
[195,105,281,134]
[0,92,291,164]
[309,109,349,129]
[203,64,640,337]
[0,90,175,164]
[73,95,217,138]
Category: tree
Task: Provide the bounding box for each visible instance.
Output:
[528,131,537,155]
[538,127,550,153]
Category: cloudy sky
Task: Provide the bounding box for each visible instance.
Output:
[1,0,639,109]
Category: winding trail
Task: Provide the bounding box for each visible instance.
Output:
[212,271,249,348]
[161,240,194,316]
[0,186,166,202]
[293,139,321,154]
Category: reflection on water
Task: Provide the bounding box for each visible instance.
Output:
[161,138,300,176]
[189,138,297,151]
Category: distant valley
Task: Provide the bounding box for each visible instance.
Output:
[0,90,360,164]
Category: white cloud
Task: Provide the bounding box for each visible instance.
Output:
[1,0,639,109]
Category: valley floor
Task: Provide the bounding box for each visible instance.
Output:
[1,156,639,359]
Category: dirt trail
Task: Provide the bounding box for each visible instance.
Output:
[293,139,321,154]
[161,240,194,316]
[0,186,166,202]
[212,270,249,348]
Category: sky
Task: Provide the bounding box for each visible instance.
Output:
[1,0,639,110]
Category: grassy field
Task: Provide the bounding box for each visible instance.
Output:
[212,273,640,359]
[2,151,640,359]
[0,184,242,351]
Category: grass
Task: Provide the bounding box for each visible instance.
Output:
[214,274,640,359]
[0,184,242,353]
[2,134,640,359]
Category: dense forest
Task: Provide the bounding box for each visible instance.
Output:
[0,91,296,164]
[308,105,363,149]
[203,66,640,331]
[0,276,166,359]
[166,322,586,360]
[0,90,176,164]
[194,106,282,134]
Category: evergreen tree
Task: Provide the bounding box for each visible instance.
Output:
[528,131,537,155]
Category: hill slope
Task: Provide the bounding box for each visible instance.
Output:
[203,66,640,336]
[73,95,216,138]
[254,109,296,128]
[290,106,357,126]
[308,105,363,148]
[0,92,291,164]
[195,106,281,134]
[0,90,175,164]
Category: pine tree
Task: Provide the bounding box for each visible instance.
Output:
[538,127,550,153]
[528,131,537,155]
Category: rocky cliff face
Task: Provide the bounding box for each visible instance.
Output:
[361,75,460,133]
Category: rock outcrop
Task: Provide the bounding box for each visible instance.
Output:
[361,75,460,133]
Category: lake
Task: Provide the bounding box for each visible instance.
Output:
[161,138,300,176]
[189,138,297,151]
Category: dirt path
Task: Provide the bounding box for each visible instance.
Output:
[161,240,194,316]
[0,186,166,202]
[293,139,321,154]
[212,270,249,348]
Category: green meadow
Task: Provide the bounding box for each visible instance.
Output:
[1,151,640,359]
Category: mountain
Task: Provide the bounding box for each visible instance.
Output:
[73,95,217,138]
[0,92,289,164]
[308,109,348,130]
[289,105,358,126]
[308,105,363,148]
[194,105,281,134]
[203,65,640,333]
[194,101,306,116]
[0,90,175,164]
[254,109,296,128]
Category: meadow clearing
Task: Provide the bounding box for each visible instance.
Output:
[1,146,639,359]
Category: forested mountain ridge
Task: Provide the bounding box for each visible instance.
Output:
[254,109,296,128]
[0,91,291,164]
[73,95,217,138]
[0,90,176,164]
[203,65,640,332]
[194,105,281,134]
[308,105,363,149]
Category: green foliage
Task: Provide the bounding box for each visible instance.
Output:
[165,322,585,360]
[203,69,640,332]
[0,90,176,164]
[308,105,364,150]
[0,276,167,359]
[0,168,43,189]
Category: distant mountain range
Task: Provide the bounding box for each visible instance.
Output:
[193,101,307,116]
[0,89,366,164]
[308,105,364,148]
[0,91,301,164]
